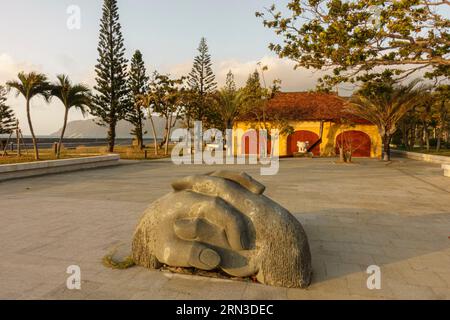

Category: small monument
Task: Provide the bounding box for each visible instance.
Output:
[293,141,313,158]
[130,171,312,288]
[297,141,308,153]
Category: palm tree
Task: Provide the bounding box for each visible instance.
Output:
[50,75,91,158]
[347,79,428,161]
[7,72,51,160]
[214,82,244,131]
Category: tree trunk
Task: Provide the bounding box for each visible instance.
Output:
[425,125,430,152]
[419,125,424,149]
[16,124,21,157]
[26,99,39,160]
[339,131,345,162]
[402,126,409,149]
[346,151,352,163]
[160,117,169,150]
[148,114,158,156]
[436,127,442,152]
[339,147,345,162]
[136,120,143,150]
[409,123,416,151]
[107,120,116,153]
[57,108,69,159]
[383,134,391,161]
[165,113,173,156]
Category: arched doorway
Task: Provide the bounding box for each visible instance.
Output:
[335,130,371,157]
[241,130,271,156]
[287,130,321,156]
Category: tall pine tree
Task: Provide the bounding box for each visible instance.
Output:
[126,50,149,149]
[0,85,15,135]
[91,0,130,152]
[188,37,217,125]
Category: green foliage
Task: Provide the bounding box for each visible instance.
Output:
[188,37,217,95]
[350,79,428,135]
[7,72,51,101]
[213,71,245,130]
[241,70,277,122]
[91,0,131,152]
[0,85,15,135]
[50,74,91,157]
[348,79,429,159]
[397,84,450,151]
[126,50,149,149]
[50,75,91,114]
[102,253,135,270]
[148,72,184,118]
[6,71,51,160]
[257,1,450,89]
[238,68,293,136]
[147,72,185,153]
[187,37,217,125]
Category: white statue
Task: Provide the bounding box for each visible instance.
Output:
[297,141,309,154]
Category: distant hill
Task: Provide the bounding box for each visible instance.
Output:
[50,117,183,139]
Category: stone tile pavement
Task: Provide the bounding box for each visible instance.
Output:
[0,157,449,300]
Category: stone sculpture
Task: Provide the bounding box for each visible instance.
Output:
[297,141,309,154]
[132,171,312,288]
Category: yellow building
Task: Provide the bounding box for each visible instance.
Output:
[234,92,382,158]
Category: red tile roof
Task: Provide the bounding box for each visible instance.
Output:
[240,92,371,124]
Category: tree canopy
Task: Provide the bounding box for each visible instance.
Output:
[187,37,217,124]
[257,1,450,89]
[0,85,15,135]
[126,50,149,149]
[91,0,131,152]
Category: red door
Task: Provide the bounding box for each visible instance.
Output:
[287,130,321,156]
[335,131,371,157]
[241,130,271,156]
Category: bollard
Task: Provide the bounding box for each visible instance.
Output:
[53,142,58,155]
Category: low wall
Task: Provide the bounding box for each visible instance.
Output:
[0,154,120,182]
[391,150,450,165]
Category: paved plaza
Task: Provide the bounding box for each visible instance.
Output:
[0,157,449,300]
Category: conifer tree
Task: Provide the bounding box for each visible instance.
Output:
[188,37,217,125]
[126,50,149,149]
[0,85,15,135]
[213,71,243,131]
[91,0,130,152]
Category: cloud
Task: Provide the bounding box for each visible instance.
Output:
[0,53,88,136]
[0,53,348,136]
[0,53,41,85]
[167,55,329,92]
[215,56,323,91]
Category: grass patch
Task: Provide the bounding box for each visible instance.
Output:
[0,152,94,165]
[102,253,136,270]
[0,144,174,165]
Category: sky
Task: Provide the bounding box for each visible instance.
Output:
[0,0,330,135]
[2,1,446,135]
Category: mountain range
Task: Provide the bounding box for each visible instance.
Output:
[50,117,183,139]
